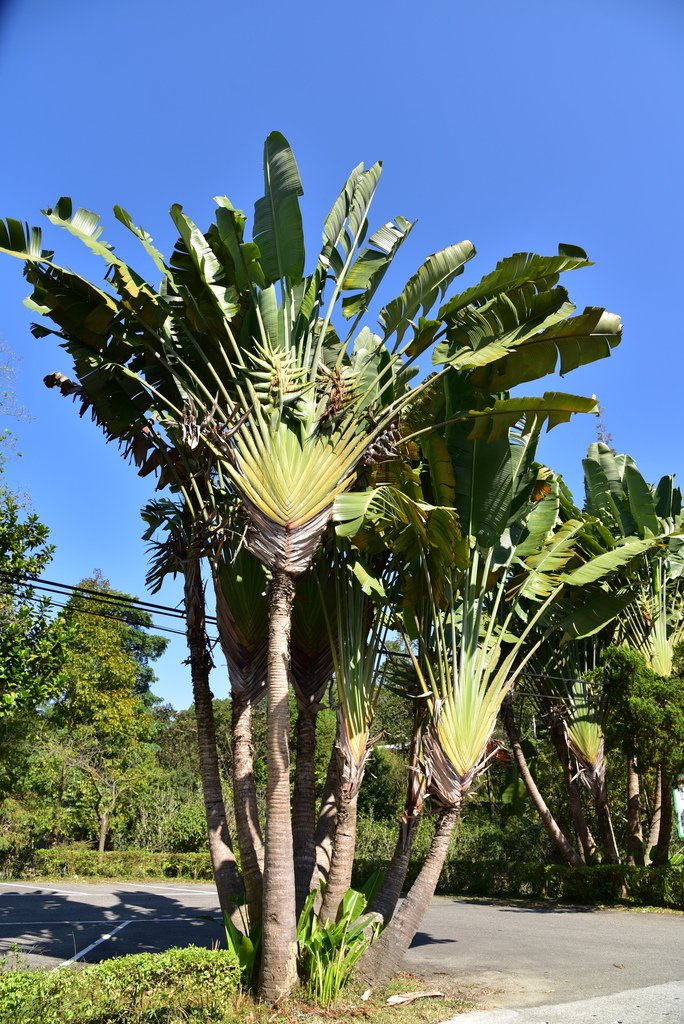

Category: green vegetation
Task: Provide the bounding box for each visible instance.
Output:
[0,947,241,1024]
[1,133,683,1008]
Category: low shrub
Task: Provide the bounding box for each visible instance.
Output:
[0,946,241,1024]
[26,847,214,880]
[354,857,684,910]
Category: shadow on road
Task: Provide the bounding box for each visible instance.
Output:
[443,897,599,914]
[0,884,225,968]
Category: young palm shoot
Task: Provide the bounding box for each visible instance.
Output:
[318,550,389,924]
[357,491,580,984]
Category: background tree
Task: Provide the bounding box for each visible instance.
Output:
[44,574,166,849]
[0,470,70,801]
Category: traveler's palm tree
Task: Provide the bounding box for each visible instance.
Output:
[1,132,623,999]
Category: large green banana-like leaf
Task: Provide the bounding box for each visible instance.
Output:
[0,217,45,259]
[655,474,682,520]
[559,586,637,639]
[322,162,382,279]
[623,463,660,538]
[420,431,456,508]
[113,205,174,282]
[43,198,154,309]
[380,240,476,346]
[333,486,465,572]
[253,131,305,284]
[582,456,625,536]
[467,393,598,442]
[437,246,592,322]
[435,284,574,367]
[515,486,561,560]
[340,217,413,319]
[442,374,541,546]
[563,537,662,585]
[348,328,393,411]
[169,205,241,321]
[513,519,585,600]
[213,196,266,291]
[466,308,622,392]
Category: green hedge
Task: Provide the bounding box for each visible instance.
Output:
[353,859,684,910]
[0,946,241,1024]
[4,848,215,881]
[6,847,683,910]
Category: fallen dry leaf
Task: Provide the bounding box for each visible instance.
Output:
[386,991,444,1006]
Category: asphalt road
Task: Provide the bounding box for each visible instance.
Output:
[1,881,683,1016]
[409,896,684,1009]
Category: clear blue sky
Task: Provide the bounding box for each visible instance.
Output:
[0,0,682,708]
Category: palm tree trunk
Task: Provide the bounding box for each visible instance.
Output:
[549,721,593,864]
[593,777,621,864]
[502,700,584,867]
[313,735,340,887]
[259,570,298,1002]
[646,765,663,864]
[369,815,419,924]
[369,715,423,924]
[356,807,460,987]
[318,789,358,924]
[652,769,673,866]
[626,756,645,866]
[184,552,243,919]
[293,701,318,917]
[231,689,264,926]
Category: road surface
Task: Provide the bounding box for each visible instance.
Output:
[1,882,682,1015]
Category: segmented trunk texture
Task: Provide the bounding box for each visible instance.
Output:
[293,702,318,917]
[184,556,243,919]
[318,790,358,924]
[502,701,583,868]
[259,570,298,1002]
[646,766,663,864]
[313,738,340,887]
[626,756,645,866]
[368,814,419,924]
[356,808,460,986]
[231,690,264,925]
[652,768,673,866]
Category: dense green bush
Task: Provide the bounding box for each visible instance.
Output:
[6,847,215,880]
[353,858,684,910]
[0,946,241,1023]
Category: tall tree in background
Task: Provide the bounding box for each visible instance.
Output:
[0,479,69,755]
[45,574,167,850]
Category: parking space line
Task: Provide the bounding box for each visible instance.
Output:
[0,881,92,897]
[56,920,132,967]
[1,916,219,926]
[118,883,219,896]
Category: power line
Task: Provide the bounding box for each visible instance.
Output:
[0,579,220,644]
[0,570,218,625]
[7,589,208,641]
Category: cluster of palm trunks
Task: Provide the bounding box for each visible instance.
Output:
[3,133,680,1003]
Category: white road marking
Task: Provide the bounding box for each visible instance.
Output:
[1,916,219,926]
[116,883,219,896]
[55,920,132,967]
[0,881,92,897]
